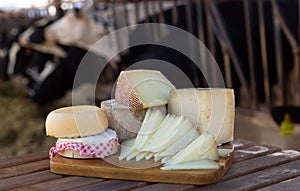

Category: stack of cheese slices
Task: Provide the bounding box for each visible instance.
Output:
[100,69,235,170]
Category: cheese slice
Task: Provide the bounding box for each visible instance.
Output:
[141,114,175,148]
[165,132,219,165]
[161,159,219,170]
[158,127,199,157]
[115,70,175,108]
[133,109,165,150]
[168,88,235,145]
[143,117,193,153]
[218,148,234,157]
[118,138,135,160]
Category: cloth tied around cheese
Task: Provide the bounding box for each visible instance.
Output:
[49,129,119,159]
[45,105,119,159]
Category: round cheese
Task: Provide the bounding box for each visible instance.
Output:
[101,99,167,140]
[46,105,108,138]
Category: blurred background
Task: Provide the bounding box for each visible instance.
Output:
[0,0,299,159]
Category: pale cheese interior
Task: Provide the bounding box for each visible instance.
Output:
[168,88,235,145]
[115,70,175,108]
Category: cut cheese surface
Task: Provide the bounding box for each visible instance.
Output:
[140,114,174,150]
[101,99,166,140]
[115,70,175,108]
[158,127,199,157]
[161,159,219,170]
[133,109,165,149]
[118,138,135,160]
[143,116,193,153]
[168,88,235,145]
[165,132,219,165]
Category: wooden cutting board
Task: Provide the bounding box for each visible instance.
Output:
[50,148,233,185]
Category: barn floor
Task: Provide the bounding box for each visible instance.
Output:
[0,78,299,159]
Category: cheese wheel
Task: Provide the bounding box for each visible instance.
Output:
[101,99,167,140]
[168,88,235,145]
[115,70,175,108]
[46,105,108,138]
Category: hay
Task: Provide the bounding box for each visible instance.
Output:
[0,81,56,159]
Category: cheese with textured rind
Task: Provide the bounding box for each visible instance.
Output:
[115,70,175,108]
[46,105,108,138]
[165,132,219,165]
[101,99,166,141]
[168,88,235,145]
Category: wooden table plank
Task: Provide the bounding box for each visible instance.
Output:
[223,150,300,181]
[71,180,149,191]
[0,152,48,169]
[130,183,195,191]
[257,176,300,191]
[0,159,49,180]
[13,176,105,191]
[233,144,281,162]
[197,159,300,191]
[0,170,63,190]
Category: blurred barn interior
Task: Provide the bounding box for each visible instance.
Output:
[0,0,299,158]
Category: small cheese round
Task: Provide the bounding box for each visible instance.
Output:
[101,99,167,140]
[46,105,108,138]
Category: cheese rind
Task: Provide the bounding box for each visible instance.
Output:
[168,88,235,145]
[46,105,108,138]
[101,99,166,140]
[115,70,175,108]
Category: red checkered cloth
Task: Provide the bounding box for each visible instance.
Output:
[49,138,119,158]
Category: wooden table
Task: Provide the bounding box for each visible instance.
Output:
[1,139,300,191]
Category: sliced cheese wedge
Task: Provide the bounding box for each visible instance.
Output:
[133,109,165,150]
[154,153,164,162]
[143,117,193,153]
[165,132,219,165]
[118,138,136,160]
[136,151,152,161]
[218,148,234,157]
[115,70,175,108]
[168,88,235,145]
[142,114,175,149]
[158,127,199,157]
[161,159,219,170]
[145,152,155,160]
[126,149,141,161]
